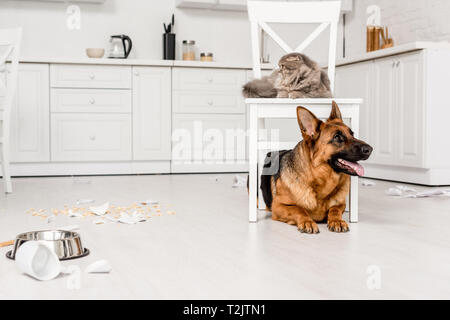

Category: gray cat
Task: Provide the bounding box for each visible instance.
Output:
[243,52,332,99]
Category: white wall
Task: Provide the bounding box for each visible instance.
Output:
[0,0,253,63]
[2,0,448,66]
[345,0,450,58]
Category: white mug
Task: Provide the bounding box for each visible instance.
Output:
[15,241,62,281]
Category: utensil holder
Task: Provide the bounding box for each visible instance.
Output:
[163,33,176,60]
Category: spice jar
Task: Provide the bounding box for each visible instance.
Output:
[200,52,214,62]
[182,40,196,61]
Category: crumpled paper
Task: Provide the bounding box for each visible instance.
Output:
[68,210,83,218]
[89,202,109,216]
[361,179,376,187]
[232,175,247,188]
[85,260,112,274]
[386,185,450,198]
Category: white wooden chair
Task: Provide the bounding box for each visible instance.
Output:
[246,1,362,223]
[0,28,22,193]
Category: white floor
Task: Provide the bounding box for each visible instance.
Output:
[0,174,450,299]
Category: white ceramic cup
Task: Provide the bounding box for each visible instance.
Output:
[15,241,61,281]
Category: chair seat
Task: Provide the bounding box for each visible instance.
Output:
[245,98,362,119]
[245,98,363,104]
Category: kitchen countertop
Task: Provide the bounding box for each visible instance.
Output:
[15,56,276,70]
[335,41,450,66]
[15,42,450,70]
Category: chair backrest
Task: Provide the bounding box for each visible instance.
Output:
[0,28,22,134]
[247,1,341,92]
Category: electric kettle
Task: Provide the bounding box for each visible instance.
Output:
[108,35,132,59]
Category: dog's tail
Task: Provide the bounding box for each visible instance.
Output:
[242,77,277,98]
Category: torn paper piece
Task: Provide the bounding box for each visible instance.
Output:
[85,260,112,274]
[93,219,106,225]
[68,210,83,218]
[232,175,247,188]
[59,225,80,232]
[131,212,146,222]
[76,199,95,205]
[140,200,159,205]
[105,216,118,223]
[413,189,450,198]
[385,187,403,196]
[46,215,56,224]
[396,185,417,193]
[118,212,146,224]
[89,202,109,216]
[361,179,376,187]
[118,214,137,224]
[386,185,450,198]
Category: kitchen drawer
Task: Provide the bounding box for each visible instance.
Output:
[51,89,131,113]
[173,92,244,114]
[172,67,246,92]
[172,114,246,161]
[50,64,132,89]
[51,114,132,161]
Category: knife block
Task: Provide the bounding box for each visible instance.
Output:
[163,33,176,60]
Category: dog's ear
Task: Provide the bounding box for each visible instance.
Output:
[297,106,322,139]
[328,101,342,121]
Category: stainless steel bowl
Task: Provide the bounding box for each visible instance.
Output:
[6,230,90,261]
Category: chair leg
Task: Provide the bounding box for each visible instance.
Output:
[257,118,266,210]
[349,176,358,223]
[1,143,12,194]
[257,149,266,210]
[249,104,258,222]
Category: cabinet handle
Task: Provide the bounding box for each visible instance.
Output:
[89,98,96,105]
[89,74,95,80]
[134,71,140,76]
[207,100,213,106]
[89,135,96,141]
[207,77,213,83]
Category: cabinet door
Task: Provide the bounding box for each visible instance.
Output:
[172,114,246,163]
[335,61,373,145]
[9,63,50,162]
[132,67,171,160]
[396,52,425,167]
[372,57,397,165]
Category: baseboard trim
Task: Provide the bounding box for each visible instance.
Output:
[6,161,171,176]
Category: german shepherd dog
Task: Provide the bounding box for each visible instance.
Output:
[260,101,372,234]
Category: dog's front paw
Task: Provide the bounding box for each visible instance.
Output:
[298,220,320,234]
[327,220,349,233]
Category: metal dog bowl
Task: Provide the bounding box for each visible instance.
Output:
[6,230,90,261]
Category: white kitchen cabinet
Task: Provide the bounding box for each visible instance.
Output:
[172,113,247,173]
[172,67,246,92]
[51,113,132,162]
[50,64,132,89]
[333,48,450,185]
[396,52,425,167]
[335,51,425,168]
[132,67,171,160]
[8,63,50,163]
[334,60,373,145]
[372,56,397,165]
[51,89,132,113]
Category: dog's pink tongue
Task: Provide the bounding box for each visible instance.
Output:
[342,160,365,176]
